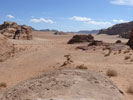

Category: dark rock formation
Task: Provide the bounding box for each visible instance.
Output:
[116,40,122,44]
[98,21,133,38]
[127,28,133,49]
[0,21,32,40]
[88,40,104,46]
[68,34,94,44]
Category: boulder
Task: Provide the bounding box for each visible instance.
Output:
[68,34,94,44]
[0,69,124,100]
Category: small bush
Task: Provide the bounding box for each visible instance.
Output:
[76,64,88,70]
[123,50,130,54]
[0,82,7,88]
[130,58,133,62]
[106,69,117,77]
[127,84,133,94]
[124,55,131,60]
[0,59,4,62]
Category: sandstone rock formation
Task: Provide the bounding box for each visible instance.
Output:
[68,34,94,44]
[0,21,32,40]
[127,28,133,49]
[98,21,133,38]
[0,69,124,100]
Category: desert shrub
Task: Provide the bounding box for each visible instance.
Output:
[106,69,117,77]
[116,40,122,44]
[0,59,4,62]
[130,58,133,62]
[76,64,88,70]
[0,82,7,88]
[127,83,133,94]
[124,55,131,60]
[123,50,130,54]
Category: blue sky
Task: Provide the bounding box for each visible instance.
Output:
[0,0,133,31]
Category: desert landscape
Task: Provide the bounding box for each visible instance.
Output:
[0,22,133,100]
[0,0,133,100]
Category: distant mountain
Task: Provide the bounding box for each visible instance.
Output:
[77,30,99,34]
[30,27,37,31]
[39,29,58,32]
[98,21,133,39]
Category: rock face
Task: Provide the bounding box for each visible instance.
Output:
[68,34,94,44]
[0,69,124,100]
[88,40,104,46]
[98,21,133,38]
[0,34,14,62]
[127,28,133,49]
[0,21,32,40]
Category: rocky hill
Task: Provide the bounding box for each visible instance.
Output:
[78,30,99,34]
[0,69,124,100]
[98,21,133,38]
[0,21,32,40]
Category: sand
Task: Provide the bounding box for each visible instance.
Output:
[0,31,132,100]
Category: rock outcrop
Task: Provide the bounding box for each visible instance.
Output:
[0,69,124,100]
[127,28,133,49]
[68,34,94,44]
[98,21,133,38]
[0,21,32,40]
[88,40,104,46]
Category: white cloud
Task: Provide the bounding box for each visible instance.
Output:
[110,0,133,6]
[113,19,128,23]
[31,16,34,18]
[7,14,15,19]
[30,18,54,24]
[87,20,113,26]
[70,16,113,26]
[70,16,92,21]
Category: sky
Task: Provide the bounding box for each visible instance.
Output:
[0,0,133,32]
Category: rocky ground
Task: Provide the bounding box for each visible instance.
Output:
[0,31,132,100]
[0,69,124,100]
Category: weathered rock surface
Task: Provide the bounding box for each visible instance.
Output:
[127,28,133,49]
[68,34,94,44]
[0,69,124,100]
[0,21,32,40]
[88,40,104,46]
[98,21,133,38]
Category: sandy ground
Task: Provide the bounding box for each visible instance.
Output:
[0,31,132,100]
